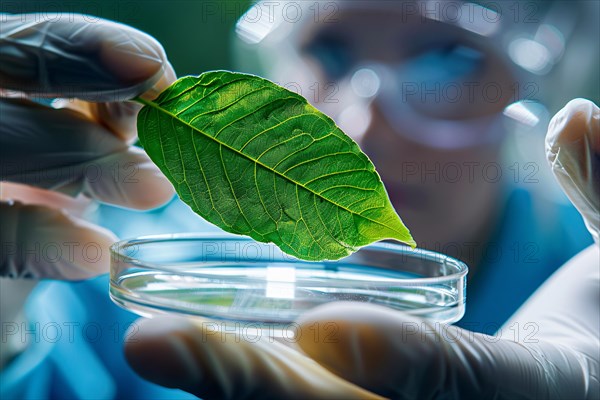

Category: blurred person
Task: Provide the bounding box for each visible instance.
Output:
[229,0,598,332]
[122,1,599,399]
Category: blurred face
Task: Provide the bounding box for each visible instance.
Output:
[292,2,516,258]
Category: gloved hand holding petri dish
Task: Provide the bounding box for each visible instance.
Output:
[124,99,599,400]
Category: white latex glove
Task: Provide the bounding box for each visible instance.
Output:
[0,13,176,280]
[546,98,599,243]
[124,100,599,399]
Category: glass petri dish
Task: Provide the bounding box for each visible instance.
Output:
[110,233,467,335]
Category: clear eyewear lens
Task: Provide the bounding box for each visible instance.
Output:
[331,61,507,150]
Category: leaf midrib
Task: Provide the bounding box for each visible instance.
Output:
[135,96,406,238]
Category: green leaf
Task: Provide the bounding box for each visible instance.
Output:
[137,71,415,261]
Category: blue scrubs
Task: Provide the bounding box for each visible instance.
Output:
[1,199,208,400]
[1,187,593,399]
[457,188,593,334]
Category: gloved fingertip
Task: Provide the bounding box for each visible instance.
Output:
[295,302,442,398]
[295,302,396,368]
[0,15,169,100]
[87,60,176,141]
[85,148,175,210]
[94,101,143,143]
[546,99,599,241]
[50,212,118,279]
[100,22,168,95]
[124,317,202,391]
[1,201,117,280]
[128,164,176,210]
[546,98,599,159]
[140,61,177,101]
[118,165,175,211]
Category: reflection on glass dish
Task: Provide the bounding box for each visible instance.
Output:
[110,233,467,336]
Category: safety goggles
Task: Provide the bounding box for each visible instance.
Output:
[234,1,587,149]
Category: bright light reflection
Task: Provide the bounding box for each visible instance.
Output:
[351,68,381,98]
[266,266,296,299]
[508,38,552,74]
[535,24,565,61]
[236,3,281,44]
[503,101,540,127]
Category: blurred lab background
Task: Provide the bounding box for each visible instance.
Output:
[1,1,598,399]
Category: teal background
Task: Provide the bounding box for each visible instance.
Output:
[2,0,251,75]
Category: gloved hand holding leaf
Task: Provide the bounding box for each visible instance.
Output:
[0,14,176,280]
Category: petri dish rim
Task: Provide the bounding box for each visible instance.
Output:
[110,232,468,286]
